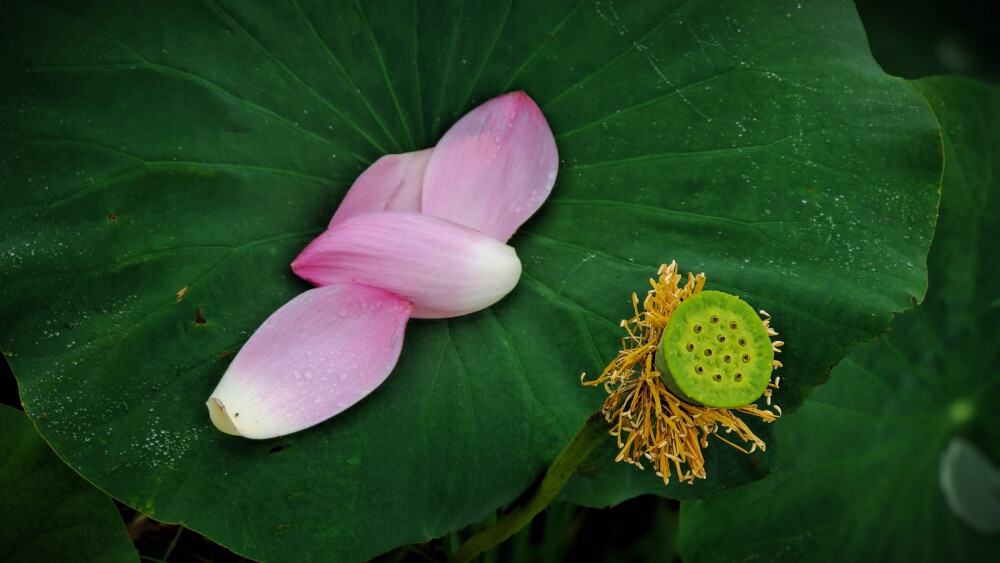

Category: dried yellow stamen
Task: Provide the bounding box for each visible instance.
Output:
[581,261,783,485]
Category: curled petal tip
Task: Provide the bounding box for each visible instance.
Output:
[293,211,521,318]
[422,91,559,242]
[206,284,412,439]
[207,397,241,436]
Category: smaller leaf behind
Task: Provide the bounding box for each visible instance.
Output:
[0,404,138,563]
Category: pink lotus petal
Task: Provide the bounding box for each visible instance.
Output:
[292,211,522,318]
[421,91,559,242]
[206,284,412,439]
[329,148,434,227]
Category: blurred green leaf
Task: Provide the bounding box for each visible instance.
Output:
[1,1,939,560]
[677,75,1000,562]
[939,437,1000,534]
[0,405,138,563]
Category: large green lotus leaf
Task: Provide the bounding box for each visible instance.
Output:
[0,405,138,563]
[677,76,1000,562]
[0,0,940,560]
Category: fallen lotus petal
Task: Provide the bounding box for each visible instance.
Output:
[421,91,559,242]
[292,211,522,318]
[329,148,433,227]
[208,92,557,438]
[206,283,412,439]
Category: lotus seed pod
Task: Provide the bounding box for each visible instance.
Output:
[654,290,774,407]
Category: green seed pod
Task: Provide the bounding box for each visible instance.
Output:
[654,290,774,407]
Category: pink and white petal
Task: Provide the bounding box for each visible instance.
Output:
[421,91,559,242]
[329,148,433,227]
[206,284,412,439]
[292,211,522,319]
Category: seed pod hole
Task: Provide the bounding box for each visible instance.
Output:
[738,337,747,346]
[704,349,713,357]
[693,324,703,334]
[717,334,726,343]
[713,373,723,382]
[729,321,738,330]
[724,354,732,363]
[686,343,695,351]
[734,373,743,382]
[695,365,704,374]
[742,354,751,363]
[710,315,720,323]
